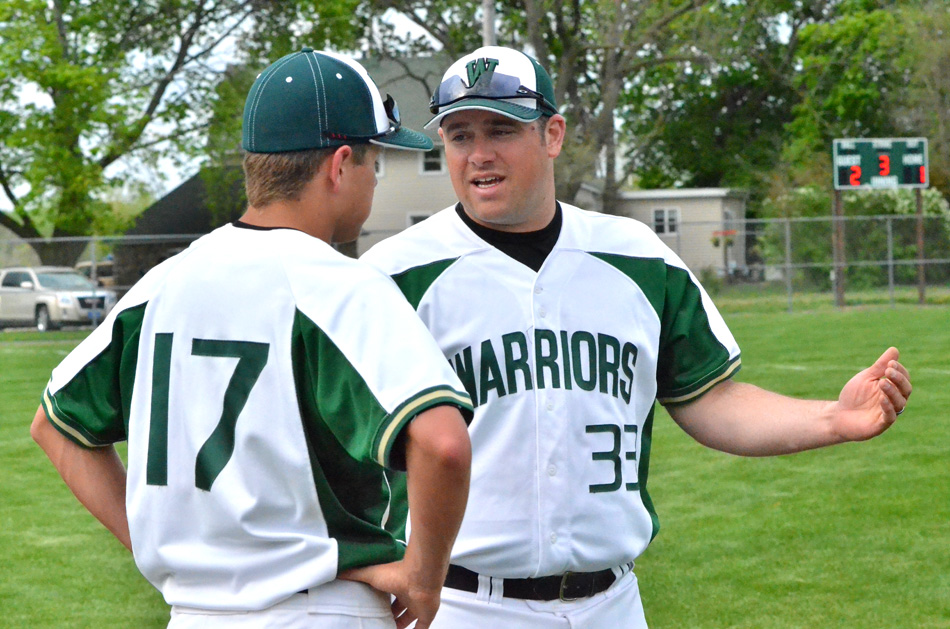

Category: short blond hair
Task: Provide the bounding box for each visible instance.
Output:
[243,145,372,208]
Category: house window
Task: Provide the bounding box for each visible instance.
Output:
[407,213,432,227]
[723,208,735,230]
[653,208,679,235]
[375,152,386,178]
[420,148,444,175]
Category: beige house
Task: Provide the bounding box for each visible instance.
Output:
[359,144,458,254]
[574,184,748,276]
[357,55,458,255]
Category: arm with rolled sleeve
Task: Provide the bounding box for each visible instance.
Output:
[668,348,911,456]
[342,404,471,629]
[30,405,131,551]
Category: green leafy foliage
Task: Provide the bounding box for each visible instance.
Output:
[0,0,363,264]
[621,0,798,207]
[783,8,910,185]
[899,2,950,194]
[6,0,950,265]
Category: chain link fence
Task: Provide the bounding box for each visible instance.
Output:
[3,214,948,315]
[632,213,949,311]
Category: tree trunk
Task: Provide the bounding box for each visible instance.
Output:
[597,0,623,216]
[602,128,620,216]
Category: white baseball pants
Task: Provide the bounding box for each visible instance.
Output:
[428,569,648,628]
[167,580,395,629]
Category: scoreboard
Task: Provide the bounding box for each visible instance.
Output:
[833,138,929,190]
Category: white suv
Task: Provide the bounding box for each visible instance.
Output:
[0,266,117,331]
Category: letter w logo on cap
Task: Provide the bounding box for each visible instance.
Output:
[466,58,500,86]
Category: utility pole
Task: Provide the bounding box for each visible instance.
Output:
[482,0,496,46]
[916,188,926,304]
[832,189,846,307]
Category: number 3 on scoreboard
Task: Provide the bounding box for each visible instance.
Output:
[146,333,270,490]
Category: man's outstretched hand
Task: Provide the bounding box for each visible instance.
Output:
[832,347,912,442]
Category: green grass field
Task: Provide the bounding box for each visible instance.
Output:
[2,308,948,627]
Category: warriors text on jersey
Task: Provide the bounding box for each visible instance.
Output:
[42,223,473,610]
[362,203,740,578]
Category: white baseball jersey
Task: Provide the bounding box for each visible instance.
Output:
[42,223,472,610]
[362,202,740,578]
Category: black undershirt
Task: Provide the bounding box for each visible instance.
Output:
[232,219,304,234]
[233,219,273,230]
[455,203,562,272]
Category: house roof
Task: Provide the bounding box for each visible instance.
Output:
[128,167,245,236]
[580,182,748,201]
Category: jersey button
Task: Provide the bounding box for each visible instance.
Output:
[539,307,547,318]
[534,286,543,294]
[547,464,557,476]
[546,401,554,411]
[550,533,558,544]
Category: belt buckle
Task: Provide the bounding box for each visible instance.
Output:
[558,571,581,602]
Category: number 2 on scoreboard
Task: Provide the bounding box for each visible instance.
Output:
[850,165,861,186]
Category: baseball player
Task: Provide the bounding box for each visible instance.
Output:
[31,48,474,629]
[361,45,913,627]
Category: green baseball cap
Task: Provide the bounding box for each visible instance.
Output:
[426,46,558,129]
[243,48,433,153]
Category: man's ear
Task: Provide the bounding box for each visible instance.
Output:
[545,115,566,159]
[327,145,353,192]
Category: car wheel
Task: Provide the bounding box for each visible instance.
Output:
[35,305,51,332]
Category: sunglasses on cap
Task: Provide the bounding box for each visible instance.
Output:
[429,72,557,115]
[382,94,401,132]
[324,93,401,142]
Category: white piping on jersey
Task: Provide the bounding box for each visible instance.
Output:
[381,472,392,530]
[657,357,742,405]
[42,387,99,448]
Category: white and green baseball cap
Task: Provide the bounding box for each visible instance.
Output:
[426,46,559,129]
[243,48,433,153]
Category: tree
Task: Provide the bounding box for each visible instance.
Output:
[620,1,837,205]
[780,0,950,203]
[781,4,910,188]
[899,1,950,198]
[370,0,717,213]
[0,0,361,265]
[623,1,950,215]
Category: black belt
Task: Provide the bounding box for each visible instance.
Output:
[444,563,621,602]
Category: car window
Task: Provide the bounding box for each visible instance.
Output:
[1,272,29,287]
[76,262,113,278]
[36,272,96,290]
